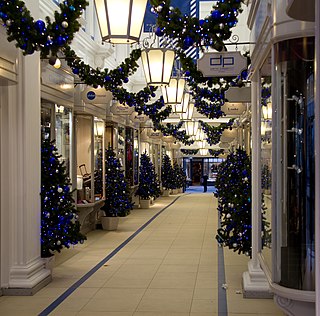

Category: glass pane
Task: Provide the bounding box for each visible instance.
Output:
[41,105,52,141]
[260,53,272,271]
[76,115,93,203]
[133,129,139,185]
[94,119,104,201]
[125,127,134,186]
[55,105,72,178]
[276,37,315,290]
[117,125,125,167]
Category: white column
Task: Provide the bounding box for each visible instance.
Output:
[242,72,271,298]
[315,1,320,315]
[0,0,51,294]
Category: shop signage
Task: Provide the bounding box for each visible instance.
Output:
[130,112,148,123]
[221,102,246,115]
[149,130,162,138]
[81,87,112,105]
[197,51,247,77]
[225,87,251,103]
[111,102,134,115]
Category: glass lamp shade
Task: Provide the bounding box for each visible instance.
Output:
[179,101,194,121]
[94,0,148,44]
[161,77,186,106]
[199,148,208,156]
[192,128,205,141]
[185,120,199,136]
[171,91,190,114]
[262,102,272,119]
[141,48,175,86]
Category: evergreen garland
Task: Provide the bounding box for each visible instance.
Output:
[200,119,235,145]
[100,148,133,217]
[181,149,199,155]
[0,0,88,56]
[41,139,86,258]
[136,152,161,200]
[208,149,224,157]
[161,154,175,190]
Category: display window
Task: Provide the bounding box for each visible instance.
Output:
[117,125,125,167]
[76,115,93,203]
[133,129,139,185]
[260,53,272,272]
[94,119,105,201]
[275,37,315,290]
[125,127,134,186]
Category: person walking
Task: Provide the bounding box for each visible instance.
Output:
[202,174,208,192]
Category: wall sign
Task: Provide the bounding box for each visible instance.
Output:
[197,51,247,77]
[81,87,112,105]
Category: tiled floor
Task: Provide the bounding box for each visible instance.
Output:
[0,191,285,315]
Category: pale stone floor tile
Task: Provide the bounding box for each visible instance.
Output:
[103,276,152,288]
[133,312,189,316]
[77,312,133,316]
[136,288,193,313]
[191,298,218,313]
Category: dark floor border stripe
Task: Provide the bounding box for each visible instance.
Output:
[39,195,182,316]
[218,214,228,316]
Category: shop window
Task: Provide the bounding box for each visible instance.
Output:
[125,127,134,186]
[41,105,52,140]
[260,53,272,272]
[55,105,72,178]
[275,37,315,290]
[94,119,104,201]
[133,129,139,185]
[76,115,93,203]
[117,125,125,167]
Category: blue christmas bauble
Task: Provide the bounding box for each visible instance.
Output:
[185,70,191,76]
[199,19,205,26]
[105,75,111,82]
[211,10,221,20]
[69,5,75,11]
[35,19,46,32]
[155,27,164,37]
[183,36,194,49]
[72,68,79,74]
[123,77,129,83]
[56,36,66,45]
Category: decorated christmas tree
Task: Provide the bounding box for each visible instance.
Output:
[101,148,133,217]
[173,162,187,190]
[136,153,161,200]
[214,148,252,256]
[161,154,175,190]
[41,139,86,258]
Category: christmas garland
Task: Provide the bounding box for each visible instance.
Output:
[0,0,245,144]
[0,0,88,56]
[200,119,235,145]
[181,149,199,155]
[208,149,224,157]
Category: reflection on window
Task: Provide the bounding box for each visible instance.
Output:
[260,56,273,271]
[76,115,93,203]
[55,105,72,177]
[41,106,52,141]
[94,119,104,201]
[134,129,139,185]
[276,37,315,290]
[125,127,134,186]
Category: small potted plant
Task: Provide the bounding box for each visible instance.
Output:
[100,148,133,230]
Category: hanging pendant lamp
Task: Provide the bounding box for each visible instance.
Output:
[141,48,175,86]
[94,0,148,43]
[161,77,186,108]
[179,100,194,121]
[185,120,199,136]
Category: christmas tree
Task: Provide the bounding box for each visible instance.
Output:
[41,139,86,258]
[173,162,187,190]
[136,152,161,200]
[101,148,133,217]
[214,148,252,256]
[161,154,175,190]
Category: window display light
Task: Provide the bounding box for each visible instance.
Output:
[262,102,272,119]
[94,0,148,44]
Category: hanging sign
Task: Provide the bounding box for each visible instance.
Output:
[225,87,251,103]
[111,102,134,115]
[81,87,112,105]
[130,112,148,123]
[221,102,246,115]
[148,130,162,139]
[197,51,247,77]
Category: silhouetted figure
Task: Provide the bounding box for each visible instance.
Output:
[202,174,208,192]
